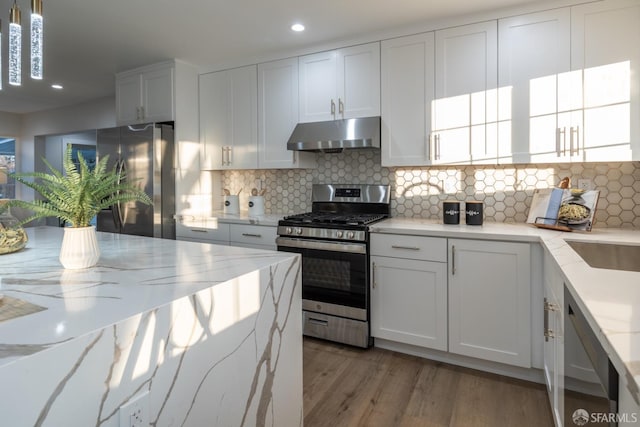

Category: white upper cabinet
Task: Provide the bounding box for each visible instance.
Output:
[299,42,380,123]
[498,8,572,164]
[257,58,316,169]
[434,21,498,165]
[116,62,175,126]
[381,32,435,167]
[571,0,640,161]
[199,65,258,170]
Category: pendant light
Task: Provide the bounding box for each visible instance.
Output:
[8,0,21,86]
[30,0,42,79]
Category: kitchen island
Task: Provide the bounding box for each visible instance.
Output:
[0,227,302,427]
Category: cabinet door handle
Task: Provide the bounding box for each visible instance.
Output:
[372,262,377,289]
[228,146,233,165]
[427,134,432,161]
[241,233,262,238]
[451,245,456,275]
[391,245,420,251]
[140,106,145,120]
[544,297,550,342]
[331,99,336,117]
[338,98,344,116]
[570,126,575,155]
[221,147,227,166]
[571,126,580,155]
[556,127,568,156]
[435,134,441,160]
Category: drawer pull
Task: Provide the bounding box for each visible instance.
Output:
[391,245,420,251]
[308,318,329,327]
[191,229,208,233]
[242,233,262,238]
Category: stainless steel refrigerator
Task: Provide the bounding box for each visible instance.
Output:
[96,123,175,239]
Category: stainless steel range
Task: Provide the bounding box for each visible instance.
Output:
[276,184,390,348]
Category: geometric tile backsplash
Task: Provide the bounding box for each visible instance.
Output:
[221,150,640,228]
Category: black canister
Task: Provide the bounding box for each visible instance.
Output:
[443,201,460,224]
[465,201,483,225]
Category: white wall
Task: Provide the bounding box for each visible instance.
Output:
[0,111,22,138]
[17,96,116,199]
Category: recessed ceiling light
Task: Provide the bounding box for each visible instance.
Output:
[51,84,63,90]
[291,23,305,32]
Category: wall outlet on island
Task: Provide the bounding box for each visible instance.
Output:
[119,390,149,427]
[577,179,592,191]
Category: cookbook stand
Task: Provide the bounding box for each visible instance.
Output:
[533,216,573,232]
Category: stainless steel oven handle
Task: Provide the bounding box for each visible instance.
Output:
[276,237,366,254]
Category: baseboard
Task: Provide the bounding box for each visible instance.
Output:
[374,338,546,385]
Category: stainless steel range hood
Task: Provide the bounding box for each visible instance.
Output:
[287,116,381,153]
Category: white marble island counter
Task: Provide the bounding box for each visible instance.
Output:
[0,227,302,427]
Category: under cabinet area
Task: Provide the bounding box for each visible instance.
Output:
[298,42,380,123]
[370,234,448,351]
[448,239,531,368]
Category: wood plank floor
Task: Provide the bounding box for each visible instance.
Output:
[303,337,554,427]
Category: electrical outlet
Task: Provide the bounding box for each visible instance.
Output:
[577,179,592,191]
[119,391,149,427]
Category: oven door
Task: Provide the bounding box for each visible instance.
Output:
[276,236,368,320]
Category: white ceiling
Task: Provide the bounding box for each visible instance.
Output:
[0,0,545,114]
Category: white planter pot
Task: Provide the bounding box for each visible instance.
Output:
[59,226,100,269]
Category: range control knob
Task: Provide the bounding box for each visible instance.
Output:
[347,231,355,239]
[295,227,303,235]
[286,227,293,234]
[336,231,344,238]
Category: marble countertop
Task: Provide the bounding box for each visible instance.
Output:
[371,217,640,401]
[176,211,297,227]
[0,227,299,368]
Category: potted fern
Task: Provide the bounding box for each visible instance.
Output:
[5,145,152,269]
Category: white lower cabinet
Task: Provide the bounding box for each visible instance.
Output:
[176,219,230,245]
[370,234,448,351]
[176,219,277,250]
[371,256,447,351]
[448,239,531,368]
[229,224,277,250]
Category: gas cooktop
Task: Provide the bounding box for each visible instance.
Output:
[281,212,388,227]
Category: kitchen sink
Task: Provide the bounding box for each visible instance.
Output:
[566,241,640,273]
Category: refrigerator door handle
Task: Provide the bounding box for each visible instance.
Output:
[116,159,126,229]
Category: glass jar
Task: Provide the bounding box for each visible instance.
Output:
[0,205,28,255]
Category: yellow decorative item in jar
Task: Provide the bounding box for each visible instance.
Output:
[0,201,28,255]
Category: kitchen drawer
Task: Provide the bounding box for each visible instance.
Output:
[176,220,230,243]
[370,233,447,262]
[229,224,277,249]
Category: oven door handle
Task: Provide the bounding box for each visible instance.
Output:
[276,237,366,254]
